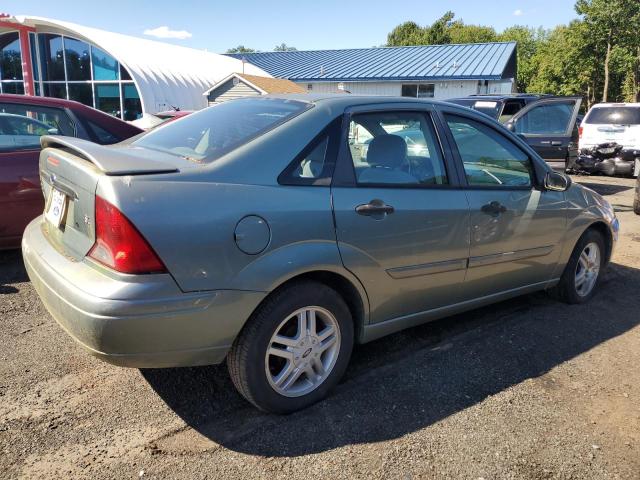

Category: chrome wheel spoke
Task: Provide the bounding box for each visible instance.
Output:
[273,334,298,348]
[317,325,335,341]
[318,333,337,353]
[278,364,304,390]
[268,346,294,360]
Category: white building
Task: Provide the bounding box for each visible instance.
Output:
[226,42,517,100]
[0,15,269,120]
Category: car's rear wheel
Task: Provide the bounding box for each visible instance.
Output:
[552,229,605,304]
[634,197,640,215]
[227,281,353,413]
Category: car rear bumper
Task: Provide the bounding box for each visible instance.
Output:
[22,217,266,368]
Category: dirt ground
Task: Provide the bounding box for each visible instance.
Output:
[1,174,639,480]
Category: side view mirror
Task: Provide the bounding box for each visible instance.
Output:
[544,171,570,192]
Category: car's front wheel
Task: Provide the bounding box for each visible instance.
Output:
[228,281,353,413]
[553,228,605,304]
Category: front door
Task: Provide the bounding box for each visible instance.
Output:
[332,106,470,324]
[441,111,567,299]
[507,98,582,171]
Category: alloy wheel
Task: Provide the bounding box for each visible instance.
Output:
[265,306,341,397]
[574,241,601,297]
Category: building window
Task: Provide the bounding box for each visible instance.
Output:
[0,31,25,94]
[401,83,435,98]
[307,83,313,91]
[32,33,141,120]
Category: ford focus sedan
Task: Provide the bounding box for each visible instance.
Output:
[23,95,619,413]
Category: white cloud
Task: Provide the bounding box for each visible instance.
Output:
[513,9,524,16]
[143,26,192,40]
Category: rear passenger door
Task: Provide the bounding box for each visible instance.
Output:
[331,104,470,324]
[506,98,581,171]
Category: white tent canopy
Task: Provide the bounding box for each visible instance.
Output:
[15,16,270,113]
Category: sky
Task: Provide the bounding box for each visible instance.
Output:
[4,0,579,53]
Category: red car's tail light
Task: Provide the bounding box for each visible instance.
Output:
[88,196,167,274]
[578,126,583,139]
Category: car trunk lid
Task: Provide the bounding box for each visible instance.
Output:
[39,136,183,261]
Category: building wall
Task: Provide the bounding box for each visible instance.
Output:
[299,79,514,99]
[208,79,261,104]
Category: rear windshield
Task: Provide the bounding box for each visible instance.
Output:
[133,98,310,163]
[447,99,500,119]
[585,106,640,125]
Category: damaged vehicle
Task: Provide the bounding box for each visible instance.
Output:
[23,95,619,413]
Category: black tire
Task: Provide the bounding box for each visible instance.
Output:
[552,228,606,304]
[634,197,640,216]
[227,281,354,414]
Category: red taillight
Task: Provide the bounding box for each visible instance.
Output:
[578,126,583,139]
[88,196,167,274]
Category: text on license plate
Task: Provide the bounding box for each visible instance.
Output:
[45,189,67,227]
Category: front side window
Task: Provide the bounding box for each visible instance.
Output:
[348,111,448,186]
[446,114,532,187]
[514,102,575,135]
[134,98,310,164]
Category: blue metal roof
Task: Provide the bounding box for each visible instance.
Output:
[226,42,517,82]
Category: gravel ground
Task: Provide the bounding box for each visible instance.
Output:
[1,174,639,480]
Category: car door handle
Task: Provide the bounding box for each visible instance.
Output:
[355,199,395,217]
[540,140,563,146]
[481,201,507,216]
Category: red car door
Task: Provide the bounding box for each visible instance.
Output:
[0,147,42,249]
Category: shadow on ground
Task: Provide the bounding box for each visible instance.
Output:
[575,180,633,196]
[142,261,639,457]
[0,249,28,291]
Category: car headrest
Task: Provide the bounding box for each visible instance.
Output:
[367,134,407,168]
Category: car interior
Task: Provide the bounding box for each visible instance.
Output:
[348,112,448,185]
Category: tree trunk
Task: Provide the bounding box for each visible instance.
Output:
[602,31,612,102]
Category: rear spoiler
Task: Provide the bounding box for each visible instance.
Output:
[41,135,179,176]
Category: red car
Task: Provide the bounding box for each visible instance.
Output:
[0,94,143,249]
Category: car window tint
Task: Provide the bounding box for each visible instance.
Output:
[445,114,532,187]
[348,111,447,186]
[499,101,523,123]
[514,102,574,135]
[290,137,329,180]
[134,98,310,164]
[584,106,640,125]
[0,115,52,151]
[83,119,120,144]
[0,103,74,137]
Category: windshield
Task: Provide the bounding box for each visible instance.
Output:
[134,98,310,163]
[585,106,640,125]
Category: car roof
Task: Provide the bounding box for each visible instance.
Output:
[0,93,93,109]
[260,93,462,109]
[590,103,640,108]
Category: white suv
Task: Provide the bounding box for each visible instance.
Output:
[580,103,640,149]
[580,103,640,176]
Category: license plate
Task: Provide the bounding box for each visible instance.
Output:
[45,188,67,227]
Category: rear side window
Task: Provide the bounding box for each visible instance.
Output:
[0,103,75,152]
[134,98,311,164]
[585,107,640,125]
[83,119,120,145]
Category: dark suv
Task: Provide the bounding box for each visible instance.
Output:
[447,94,582,172]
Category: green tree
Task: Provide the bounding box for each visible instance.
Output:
[498,26,544,92]
[274,43,297,51]
[226,45,256,54]
[387,21,425,46]
[575,0,640,101]
[449,22,497,44]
